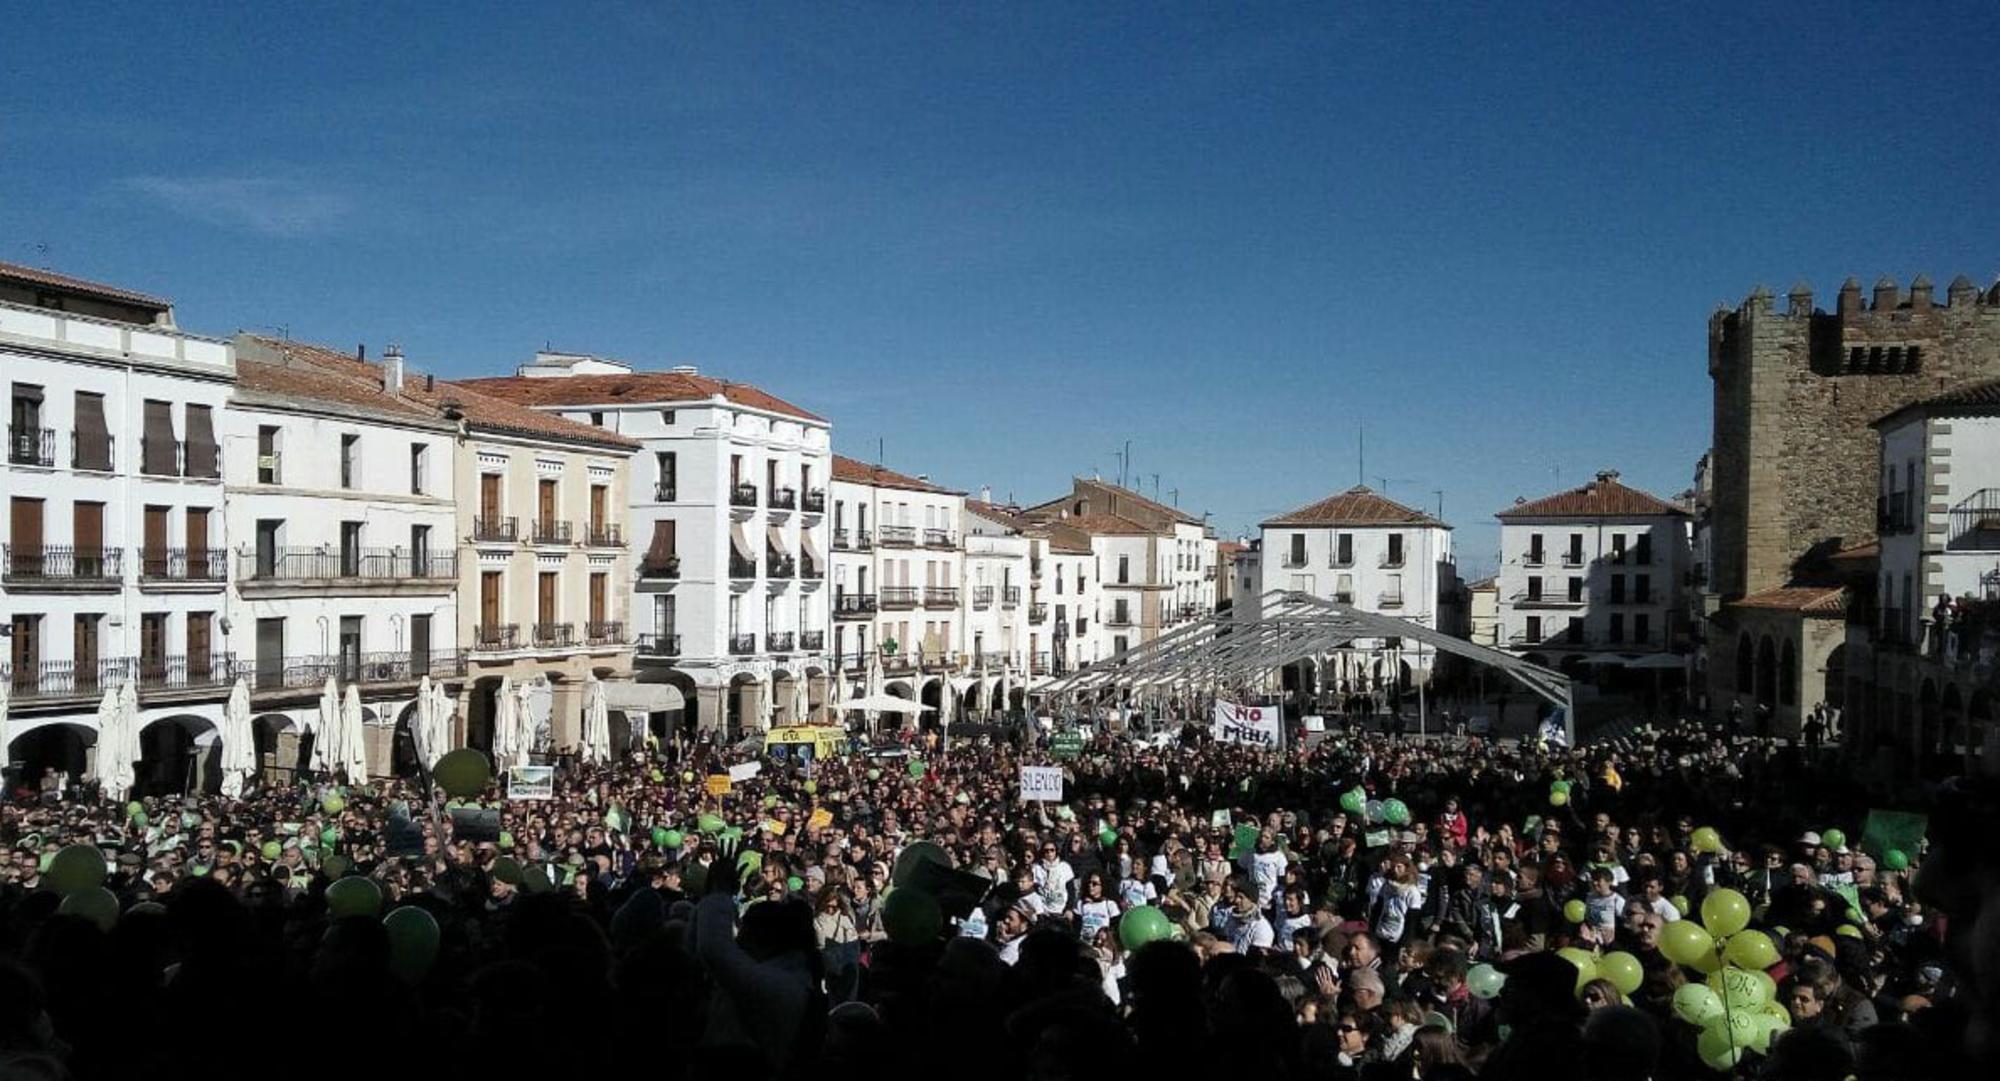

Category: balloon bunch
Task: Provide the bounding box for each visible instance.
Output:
[1655,876,1789,1071]
[1555,946,1644,999]
[1336,785,1411,827]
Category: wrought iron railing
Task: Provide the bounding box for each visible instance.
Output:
[639,555,681,579]
[1378,591,1405,608]
[1029,603,1048,622]
[473,623,519,651]
[1002,586,1021,607]
[72,432,114,472]
[2,545,121,583]
[972,586,995,608]
[768,551,797,578]
[878,525,915,547]
[730,556,759,580]
[880,587,918,609]
[585,522,624,547]
[924,587,959,608]
[249,649,468,692]
[801,630,825,651]
[833,527,853,549]
[802,489,826,513]
[586,620,625,646]
[768,487,796,511]
[855,528,873,551]
[767,631,795,652]
[240,547,455,582]
[835,593,878,617]
[1948,488,2000,550]
[8,426,55,467]
[473,516,518,542]
[636,632,681,657]
[139,548,226,582]
[923,528,954,548]
[729,483,759,508]
[729,633,756,655]
[801,557,823,580]
[654,482,677,502]
[531,519,573,544]
[532,622,575,647]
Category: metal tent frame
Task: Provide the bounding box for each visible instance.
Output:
[1036,590,1575,742]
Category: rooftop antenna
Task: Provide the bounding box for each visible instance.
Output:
[1434,489,1445,522]
[1150,473,1160,499]
[878,437,885,466]
[1358,428,1364,487]
[1169,487,1180,507]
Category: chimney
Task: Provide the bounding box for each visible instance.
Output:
[980,485,992,504]
[1595,469,1620,484]
[384,344,405,393]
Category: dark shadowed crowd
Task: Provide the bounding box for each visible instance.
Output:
[3,716,1999,1081]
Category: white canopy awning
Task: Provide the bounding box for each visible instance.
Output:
[766,524,790,557]
[729,523,755,561]
[801,530,823,563]
[602,682,686,712]
[844,693,927,714]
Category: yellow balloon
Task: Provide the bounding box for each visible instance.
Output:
[1700,888,1751,938]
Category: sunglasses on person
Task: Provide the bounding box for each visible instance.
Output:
[1336,1023,1360,1034]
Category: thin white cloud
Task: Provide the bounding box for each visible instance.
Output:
[119,175,354,237]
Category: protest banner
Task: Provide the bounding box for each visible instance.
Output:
[704,774,732,796]
[1019,765,1064,802]
[507,765,554,801]
[1212,701,1282,749]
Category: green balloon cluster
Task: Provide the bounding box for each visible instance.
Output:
[1555,947,1596,996]
[697,813,726,835]
[1381,798,1410,826]
[1339,787,1366,815]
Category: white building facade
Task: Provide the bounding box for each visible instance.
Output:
[830,457,965,720]
[1495,471,1691,669]
[1256,485,1458,685]
[223,339,465,778]
[3,265,236,793]
[459,359,830,739]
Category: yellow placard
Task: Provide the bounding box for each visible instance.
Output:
[807,808,834,832]
[763,818,787,836]
[704,775,732,796]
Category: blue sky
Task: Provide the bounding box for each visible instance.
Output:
[6,4,1999,575]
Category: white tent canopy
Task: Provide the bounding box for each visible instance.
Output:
[844,693,926,715]
[602,682,686,713]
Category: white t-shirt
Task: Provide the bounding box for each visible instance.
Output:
[1223,906,1275,952]
[1251,850,1288,906]
[1079,898,1119,940]
[1034,859,1075,910]
[1119,876,1157,909]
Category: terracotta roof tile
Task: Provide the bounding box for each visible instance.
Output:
[0,259,172,310]
[965,499,1031,531]
[1061,512,1159,536]
[457,371,823,423]
[1497,473,1686,519]
[238,336,639,451]
[1023,480,1202,527]
[234,357,443,424]
[1728,586,1848,617]
[1264,485,1445,528]
[831,454,961,495]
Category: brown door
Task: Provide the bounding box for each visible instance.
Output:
[10,616,38,692]
[187,613,212,679]
[140,613,166,678]
[538,479,556,527]
[410,614,432,675]
[480,572,502,628]
[538,572,557,625]
[480,473,501,521]
[590,485,607,533]
[143,506,168,576]
[590,572,607,625]
[186,508,210,579]
[9,497,43,577]
[73,502,104,577]
[73,615,100,691]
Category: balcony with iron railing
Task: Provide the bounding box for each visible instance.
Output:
[533,622,575,648]
[835,593,878,618]
[923,528,955,548]
[473,516,519,543]
[767,550,797,579]
[1947,488,2000,551]
[729,482,759,509]
[72,433,115,472]
[880,586,919,610]
[855,528,873,550]
[1510,589,1584,608]
[3,545,122,587]
[585,521,624,547]
[801,630,825,651]
[8,426,55,467]
[833,527,853,549]
[801,556,823,581]
[972,586,994,609]
[924,586,959,608]
[730,556,758,581]
[878,525,916,547]
[1560,551,1585,568]
[473,623,520,651]
[1029,602,1048,622]
[531,518,573,545]
[1107,611,1133,627]
[638,554,681,579]
[240,547,456,586]
[139,548,226,585]
[802,488,826,513]
[585,620,625,646]
[767,631,795,653]
[1029,652,1051,675]
[248,649,468,693]
[654,481,677,502]
[729,633,756,655]
[768,486,796,512]
[636,632,681,658]
[6,654,239,701]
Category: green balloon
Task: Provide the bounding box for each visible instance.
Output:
[383,906,440,982]
[1598,951,1644,996]
[1118,904,1173,951]
[1673,982,1725,1026]
[1099,827,1118,848]
[1883,848,1909,871]
[867,768,881,781]
[1821,828,1847,850]
[1723,929,1779,971]
[497,831,514,850]
[1659,917,1715,968]
[803,780,817,795]
[131,812,147,829]
[1707,965,1770,1012]
[1689,826,1723,854]
[432,748,492,799]
[892,841,950,889]
[662,830,684,850]
[321,791,346,814]
[681,771,696,783]
[261,841,282,861]
[649,769,664,782]
[1700,888,1751,938]
[763,794,780,809]
[326,876,383,919]
[737,850,764,876]
[651,827,670,846]
[491,856,524,885]
[58,886,119,931]
[882,887,943,945]
[697,813,726,835]
[44,845,107,895]
[1563,899,1588,923]
[37,854,53,874]
[127,800,145,818]
[1339,787,1366,814]
[1382,798,1411,826]
[1466,963,1506,1000]
[1556,947,1597,996]
[786,876,804,892]
[1697,1021,1744,1070]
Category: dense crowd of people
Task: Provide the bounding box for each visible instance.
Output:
[1,714,1995,1081]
